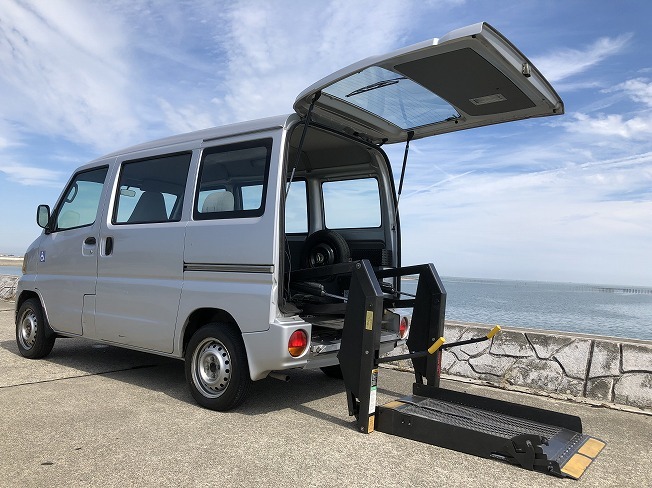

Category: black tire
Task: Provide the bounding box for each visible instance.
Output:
[16,298,56,359]
[320,364,344,379]
[300,230,351,268]
[185,323,251,411]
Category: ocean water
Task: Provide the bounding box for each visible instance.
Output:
[402,277,652,341]
[1,266,22,276]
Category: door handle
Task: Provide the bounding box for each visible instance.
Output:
[84,236,97,245]
[105,237,114,256]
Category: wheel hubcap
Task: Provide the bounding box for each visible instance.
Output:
[192,338,232,398]
[310,243,334,267]
[19,310,38,350]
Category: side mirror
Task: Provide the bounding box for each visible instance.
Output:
[37,204,51,230]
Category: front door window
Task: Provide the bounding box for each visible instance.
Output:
[55,167,108,231]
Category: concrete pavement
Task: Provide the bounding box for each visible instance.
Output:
[1,300,650,487]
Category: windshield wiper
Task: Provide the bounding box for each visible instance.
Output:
[346,76,407,97]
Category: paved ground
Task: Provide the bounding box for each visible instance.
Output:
[1,300,651,487]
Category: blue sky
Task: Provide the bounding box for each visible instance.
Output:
[0,0,651,286]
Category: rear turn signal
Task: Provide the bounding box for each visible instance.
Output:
[288,330,308,357]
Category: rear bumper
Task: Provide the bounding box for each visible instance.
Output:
[306,333,403,369]
[242,318,402,380]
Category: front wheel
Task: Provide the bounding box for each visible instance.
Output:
[16,298,56,359]
[185,323,251,411]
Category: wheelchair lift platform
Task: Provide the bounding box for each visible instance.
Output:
[332,260,605,480]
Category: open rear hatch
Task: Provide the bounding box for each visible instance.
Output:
[294,22,563,145]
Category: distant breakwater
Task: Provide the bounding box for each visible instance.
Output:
[587,286,652,295]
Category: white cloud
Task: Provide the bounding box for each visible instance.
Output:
[0,0,414,149]
[0,163,65,187]
[533,34,632,83]
[607,78,652,107]
[397,150,652,284]
[561,112,652,139]
[0,0,141,152]
[212,0,411,124]
[158,98,217,135]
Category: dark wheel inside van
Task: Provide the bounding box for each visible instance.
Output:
[300,230,350,268]
[16,298,56,359]
[185,323,251,411]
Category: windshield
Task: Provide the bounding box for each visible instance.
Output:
[322,66,459,130]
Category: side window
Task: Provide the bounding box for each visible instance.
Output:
[241,184,263,210]
[322,178,381,229]
[285,180,308,234]
[114,152,192,224]
[55,167,108,231]
[195,138,272,220]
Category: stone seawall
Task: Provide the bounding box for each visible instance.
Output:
[386,320,652,412]
[0,275,18,301]
[2,274,650,411]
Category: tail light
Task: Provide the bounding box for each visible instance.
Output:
[288,329,308,357]
[399,316,410,339]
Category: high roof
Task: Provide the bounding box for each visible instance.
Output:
[90,114,295,163]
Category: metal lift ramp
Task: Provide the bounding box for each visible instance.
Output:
[337,260,605,480]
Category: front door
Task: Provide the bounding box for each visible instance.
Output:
[36,165,109,335]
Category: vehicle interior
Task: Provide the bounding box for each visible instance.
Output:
[281,123,399,329]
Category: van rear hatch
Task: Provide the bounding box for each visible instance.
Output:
[294,22,562,145]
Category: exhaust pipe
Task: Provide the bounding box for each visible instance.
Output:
[267,372,290,382]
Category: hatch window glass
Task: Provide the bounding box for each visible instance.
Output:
[285,180,308,234]
[323,178,381,229]
[322,66,459,130]
[195,138,272,220]
[114,152,191,224]
[55,167,108,231]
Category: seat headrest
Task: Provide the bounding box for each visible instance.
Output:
[202,191,235,213]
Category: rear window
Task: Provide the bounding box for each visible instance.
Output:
[194,139,272,220]
[322,178,381,229]
[322,65,459,130]
[113,153,191,224]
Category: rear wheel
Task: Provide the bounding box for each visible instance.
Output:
[185,323,251,411]
[16,298,55,359]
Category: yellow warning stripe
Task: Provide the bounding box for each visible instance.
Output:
[578,438,606,458]
[368,414,375,433]
[383,400,406,410]
[561,453,593,479]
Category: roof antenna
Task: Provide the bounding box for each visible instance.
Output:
[287,91,321,196]
[394,130,414,225]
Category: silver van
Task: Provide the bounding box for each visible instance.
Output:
[15,23,562,410]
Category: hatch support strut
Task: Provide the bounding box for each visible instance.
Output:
[394,130,414,225]
[287,91,321,196]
